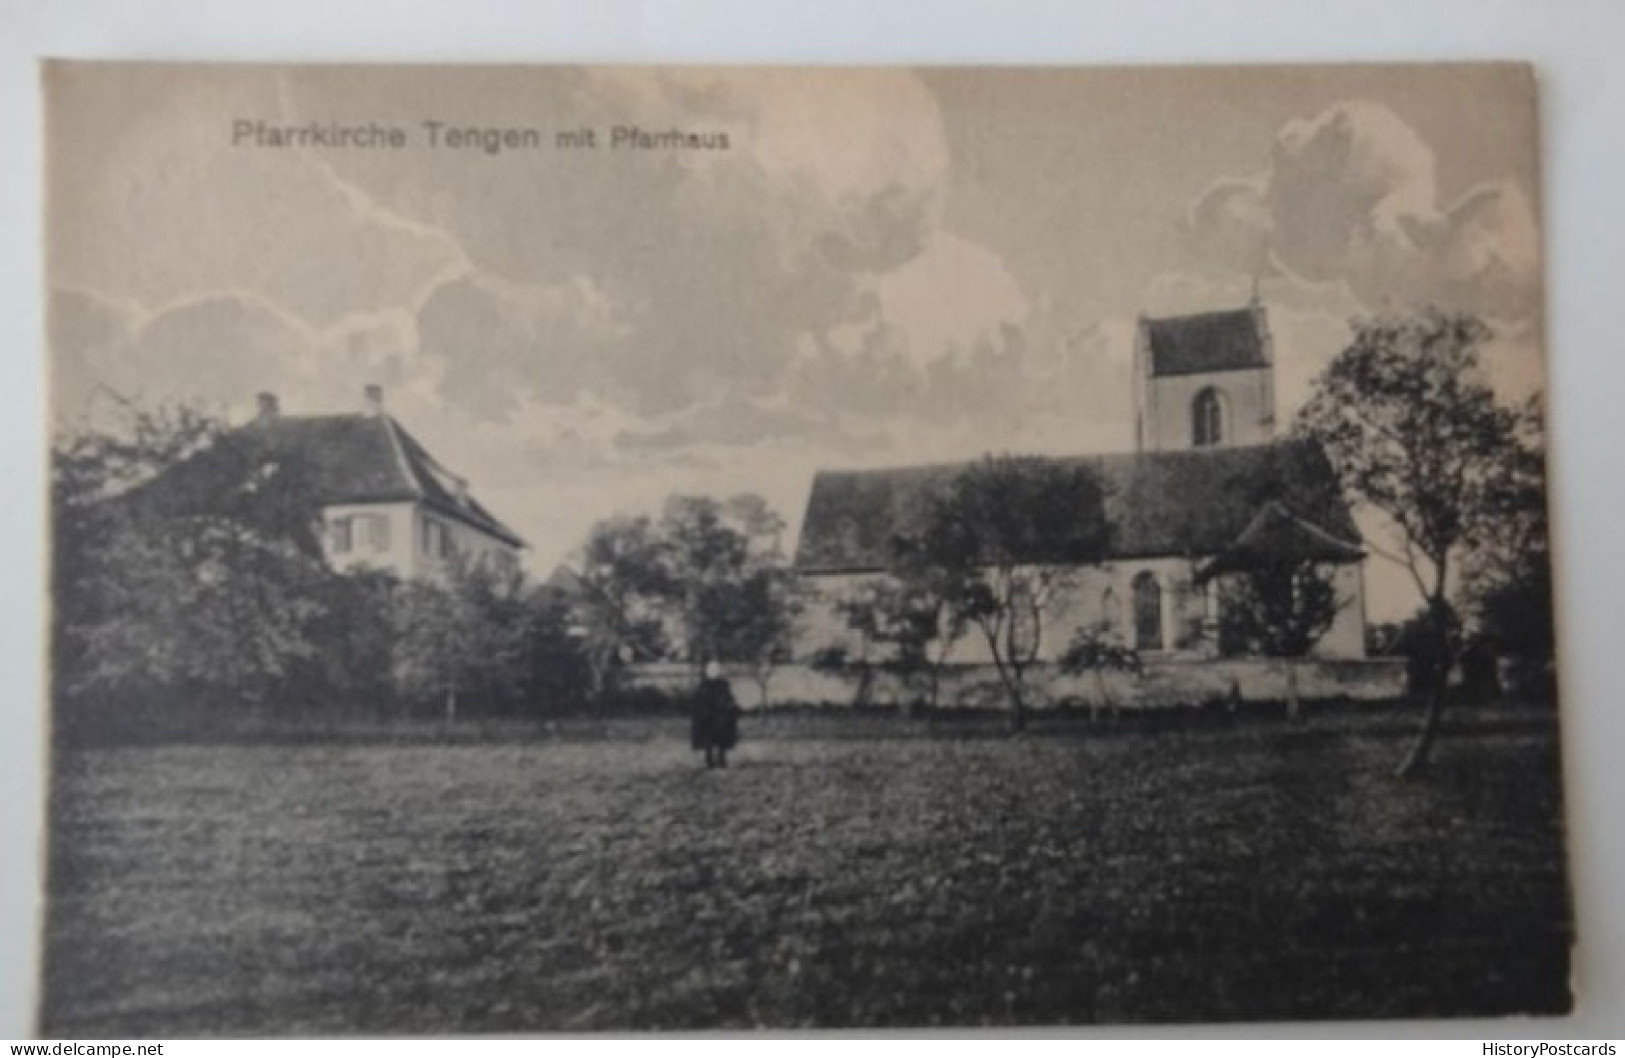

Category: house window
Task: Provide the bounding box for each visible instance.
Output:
[422,517,456,559]
[361,514,390,552]
[1192,387,1226,447]
[331,516,353,555]
[1132,571,1163,651]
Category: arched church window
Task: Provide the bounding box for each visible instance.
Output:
[1192,387,1226,447]
[1132,571,1163,651]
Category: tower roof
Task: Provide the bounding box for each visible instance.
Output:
[1143,306,1269,377]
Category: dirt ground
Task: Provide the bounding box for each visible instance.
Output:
[40,706,1572,1033]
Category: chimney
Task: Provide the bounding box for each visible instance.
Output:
[454,476,469,505]
[256,392,279,419]
[364,384,384,416]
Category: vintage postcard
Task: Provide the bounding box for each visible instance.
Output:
[41,61,1569,1033]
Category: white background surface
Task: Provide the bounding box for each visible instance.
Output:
[1,0,1621,1040]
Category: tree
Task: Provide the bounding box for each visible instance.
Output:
[51,403,332,715]
[914,455,1112,730]
[571,515,674,699]
[391,552,532,721]
[525,587,596,713]
[286,567,400,713]
[1296,308,1528,776]
[832,572,966,711]
[1057,625,1141,721]
[1210,559,1344,720]
[1461,396,1555,695]
[570,493,800,701]
[717,566,803,707]
[655,493,788,665]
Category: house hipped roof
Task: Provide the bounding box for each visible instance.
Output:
[793,439,1359,574]
[1144,307,1269,377]
[225,413,525,547]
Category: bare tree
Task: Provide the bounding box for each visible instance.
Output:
[1057,625,1141,722]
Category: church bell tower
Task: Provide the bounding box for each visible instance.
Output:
[1133,300,1277,453]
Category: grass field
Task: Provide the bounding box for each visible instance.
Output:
[41,706,1572,1034]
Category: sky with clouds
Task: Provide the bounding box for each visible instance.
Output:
[45,63,1545,618]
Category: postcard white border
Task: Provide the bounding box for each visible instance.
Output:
[4,0,1623,1041]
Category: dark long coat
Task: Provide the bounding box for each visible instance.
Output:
[690,676,740,751]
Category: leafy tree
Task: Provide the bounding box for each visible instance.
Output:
[655,493,788,665]
[51,404,332,716]
[570,493,799,701]
[1296,308,1529,776]
[284,567,401,714]
[391,552,532,721]
[525,588,596,713]
[717,566,803,706]
[1211,559,1344,720]
[913,455,1113,730]
[1461,396,1555,693]
[571,515,674,699]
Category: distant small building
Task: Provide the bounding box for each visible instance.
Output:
[245,385,524,581]
[793,302,1370,666]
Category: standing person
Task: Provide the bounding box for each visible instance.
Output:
[691,661,740,769]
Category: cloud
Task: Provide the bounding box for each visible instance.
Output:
[51,65,1046,458]
[415,271,628,419]
[49,70,465,330]
[261,67,964,419]
[1186,101,1541,324]
[870,231,1030,365]
[50,289,314,420]
[48,65,1170,571]
[614,391,821,453]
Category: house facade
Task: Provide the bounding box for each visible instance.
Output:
[792,303,1371,671]
[248,385,524,581]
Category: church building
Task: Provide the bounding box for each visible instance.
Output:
[792,303,1371,671]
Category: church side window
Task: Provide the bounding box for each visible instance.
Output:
[1101,586,1120,632]
[1132,571,1163,651]
[1192,387,1226,447]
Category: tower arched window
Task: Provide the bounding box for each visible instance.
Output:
[1192,387,1226,447]
[1132,571,1163,651]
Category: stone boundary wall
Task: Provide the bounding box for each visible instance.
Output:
[624,658,1407,710]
